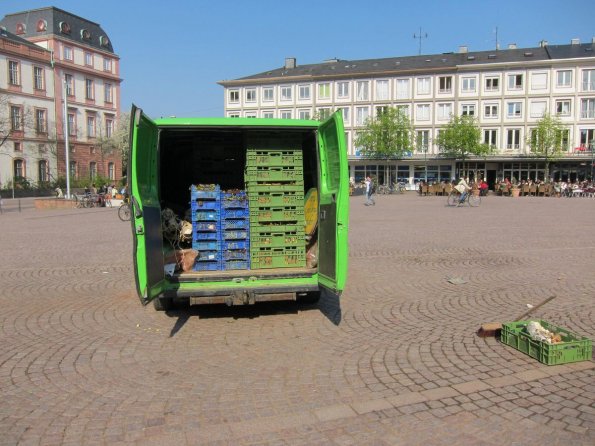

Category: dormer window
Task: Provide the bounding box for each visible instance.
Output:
[81,29,91,40]
[36,20,47,32]
[16,23,26,35]
[99,36,110,47]
[59,21,71,34]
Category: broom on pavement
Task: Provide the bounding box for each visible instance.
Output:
[477,295,557,338]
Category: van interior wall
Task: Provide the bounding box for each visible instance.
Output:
[158,128,318,217]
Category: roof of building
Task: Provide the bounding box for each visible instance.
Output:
[0,6,115,54]
[220,41,595,85]
[0,25,52,52]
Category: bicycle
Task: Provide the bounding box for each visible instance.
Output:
[447,190,481,207]
[118,197,131,221]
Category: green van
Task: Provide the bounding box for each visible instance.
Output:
[128,105,349,310]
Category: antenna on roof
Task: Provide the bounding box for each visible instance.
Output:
[494,26,500,50]
[413,27,428,55]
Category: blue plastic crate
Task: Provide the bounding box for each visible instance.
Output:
[221,191,248,209]
[221,208,249,219]
[195,250,222,262]
[221,219,249,231]
[192,240,220,251]
[193,231,219,241]
[223,249,249,260]
[222,260,250,270]
[193,261,221,271]
[222,240,249,250]
[191,210,219,221]
[191,200,220,211]
[190,184,220,200]
[223,230,248,240]
[193,222,220,232]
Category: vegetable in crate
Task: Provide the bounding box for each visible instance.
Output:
[526,321,563,344]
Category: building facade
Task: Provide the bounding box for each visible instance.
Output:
[219,40,595,188]
[0,7,123,190]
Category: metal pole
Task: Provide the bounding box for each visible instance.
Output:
[63,80,71,199]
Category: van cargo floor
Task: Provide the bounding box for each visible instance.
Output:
[172,267,316,283]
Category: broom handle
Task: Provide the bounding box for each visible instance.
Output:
[514,295,556,321]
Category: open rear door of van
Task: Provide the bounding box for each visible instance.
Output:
[317,111,349,294]
[129,105,166,305]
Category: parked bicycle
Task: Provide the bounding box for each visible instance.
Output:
[447,190,481,207]
[118,197,131,221]
[376,181,407,195]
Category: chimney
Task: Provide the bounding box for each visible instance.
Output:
[284,57,296,69]
[539,40,548,48]
[571,38,580,45]
[592,37,595,45]
[508,43,517,49]
[458,45,468,53]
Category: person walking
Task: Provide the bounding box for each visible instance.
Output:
[364,176,376,206]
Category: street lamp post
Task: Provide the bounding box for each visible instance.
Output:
[590,140,594,181]
[63,80,71,199]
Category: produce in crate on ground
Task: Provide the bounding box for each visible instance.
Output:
[526,320,563,344]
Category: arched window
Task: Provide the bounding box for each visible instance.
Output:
[108,162,115,180]
[38,160,49,183]
[89,161,97,180]
[13,159,25,179]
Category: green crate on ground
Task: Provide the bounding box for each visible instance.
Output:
[250,222,304,234]
[246,183,304,193]
[248,191,304,207]
[250,231,303,248]
[246,150,303,167]
[500,320,592,365]
[250,206,305,223]
[245,166,304,183]
[250,246,306,269]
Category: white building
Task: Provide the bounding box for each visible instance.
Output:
[219,40,595,187]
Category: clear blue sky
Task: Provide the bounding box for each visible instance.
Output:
[3,0,593,119]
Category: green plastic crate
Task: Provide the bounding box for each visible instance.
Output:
[246,150,303,167]
[248,191,304,207]
[245,166,304,182]
[250,231,302,248]
[250,206,305,223]
[250,246,306,269]
[250,222,304,234]
[246,183,304,193]
[500,320,592,365]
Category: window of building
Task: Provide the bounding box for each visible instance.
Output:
[89,162,97,180]
[376,106,389,117]
[556,100,571,116]
[105,117,114,137]
[108,162,115,180]
[582,70,595,91]
[339,107,350,124]
[508,74,523,90]
[375,80,389,100]
[337,82,349,99]
[318,83,331,99]
[228,112,240,118]
[244,111,256,119]
[461,77,476,93]
[229,90,239,103]
[65,74,74,96]
[298,109,310,120]
[484,104,498,118]
[416,104,430,121]
[416,130,430,151]
[581,99,595,119]
[438,76,452,93]
[280,110,292,119]
[396,104,410,117]
[13,141,21,152]
[103,58,112,72]
[35,109,47,133]
[8,61,20,85]
[417,77,430,95]
[396,79,410,99]
[461,104,475,116]
[85,52,93,66]
[318,108,331,119]
[280,86,292,101]
[245,88,256,102]
[356,81,369,101]
[530,101,547,118]
[63,45,73,61]
[33,67,45,90]
[261,110,274,119]
[262,87,274,102]
[299,84,310,100]
[69,161,77,179]
[580,128,595,147]
[13,159,25,179]
[556,70,572,87]
[10,106,22,131]
[506,129,521,149]
[38,160,48,183]
[484,129,497,147]
[437,103,452,120]
[485,76,499,91]
[507,102,522,118]
[85,79,95,100]
[87,115,96,137]
[67,112,77,137]
[355,106,369,125]
[558,129,570,151]
[104,83,113,103]
[531,72,547,90]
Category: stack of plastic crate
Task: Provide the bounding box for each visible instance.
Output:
[246,149,306,269]
[190,184,221,271]
[220,190,250,270]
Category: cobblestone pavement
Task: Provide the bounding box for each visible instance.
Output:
[0,194,593,445]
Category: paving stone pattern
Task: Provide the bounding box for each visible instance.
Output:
[0,195,593,445]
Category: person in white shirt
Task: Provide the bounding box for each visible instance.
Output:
[455,177,471,205]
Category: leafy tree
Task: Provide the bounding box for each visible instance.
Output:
[436,115,490,171]
[526,113,568,182]
[354,107,413,185]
